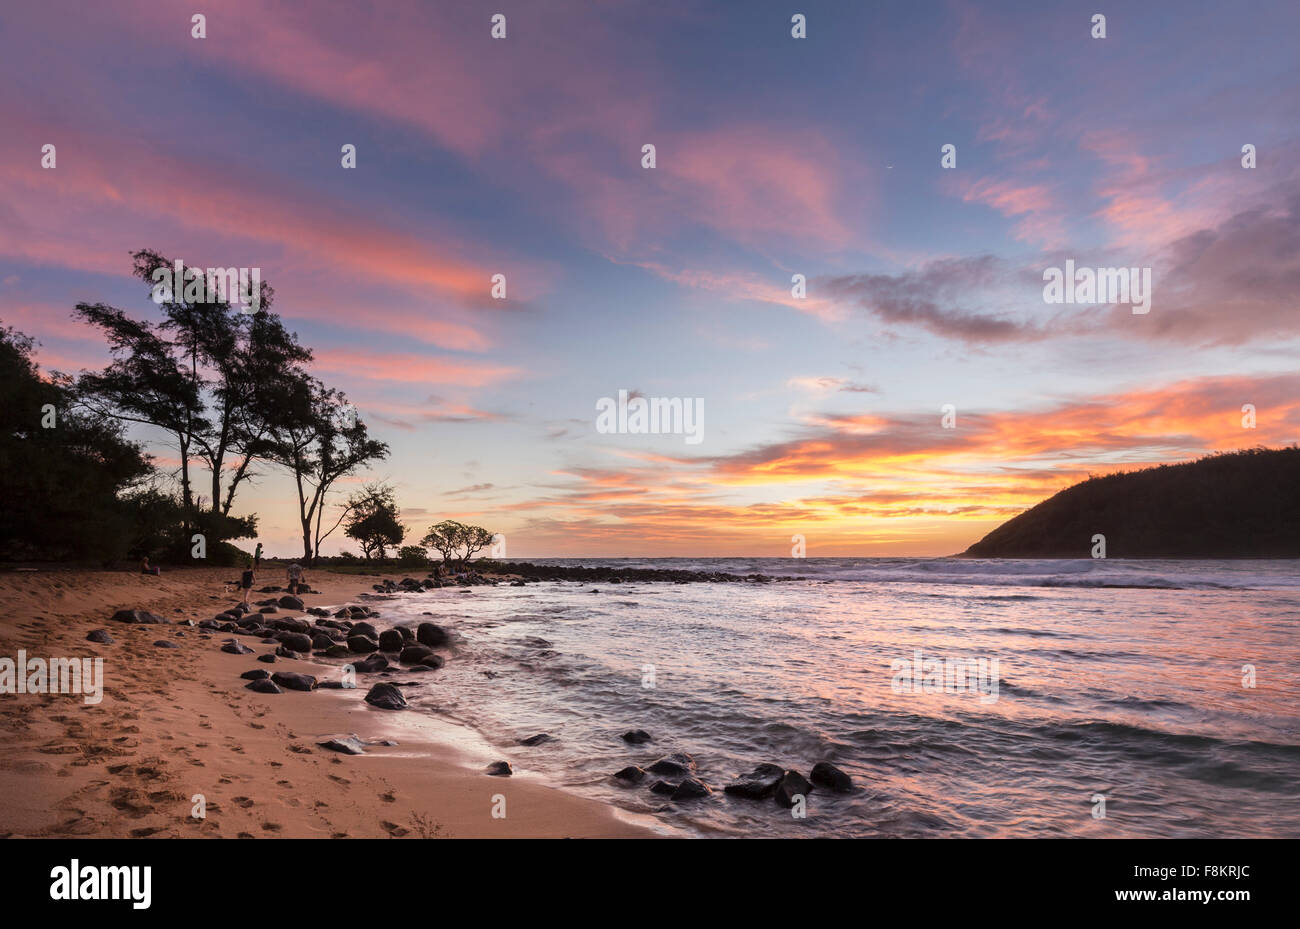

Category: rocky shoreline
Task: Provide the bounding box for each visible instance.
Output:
[339,562,796,592]
[101,575,856,826]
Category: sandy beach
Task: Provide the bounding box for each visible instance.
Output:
[0,566,655,838]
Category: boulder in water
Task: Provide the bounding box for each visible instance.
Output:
[671,777,712,801]
[723,763,786,800]
[810,762,853,793]
[416,622,450,648]
[774,770,813,808]
[647,752,696,777]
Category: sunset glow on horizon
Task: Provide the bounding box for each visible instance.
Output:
[4,0,1299,557]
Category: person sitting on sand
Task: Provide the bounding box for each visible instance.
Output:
[287,562,305,595]
[140,556,161,576]
[239,561,255,605]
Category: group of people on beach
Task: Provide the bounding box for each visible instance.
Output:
[139,539,308,604]
[238,544,307,604]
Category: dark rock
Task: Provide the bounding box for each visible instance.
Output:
[416,622,451,648]
[274,645,301,659]
[318,680,357,690]
[324,644,351,659]
[311,633,335,650]
[518,733,553,746]
[723,763,786,799]
[279,632,312,653]
[152,640,179,648]
[417,654,445,670]
[110,609,167,625]
[647,752,696,777]
[258,605,278,614]
[399,644,434,664]
[246,678,282,694]
[240,669,270,680]
[671,777,712,801]
[649,780,678,795]
[810,762,853,793]
[378,629,405,652]
[257,653,277,663]
[621,729,652,744]
[347,635,379,654]
[86,629,114,645]
[351,621,379,639]
[270,671,317,692]
[485,761,512,777]
[221,641,254,655]
[774,770,813,808]
[612,766,647,784]
[351,654,389,673]
[364,683,407,710]
[397,626,415,642]
[318,735,366,755]
[277,595,305,611]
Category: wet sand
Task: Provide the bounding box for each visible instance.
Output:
[0,565,656,838]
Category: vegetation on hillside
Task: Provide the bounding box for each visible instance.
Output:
[964,447,1300,558]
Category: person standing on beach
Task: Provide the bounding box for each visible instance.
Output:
[239,561,255,606]
[287,562,304,595]
[253,542,263,570]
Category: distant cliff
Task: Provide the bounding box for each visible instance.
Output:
[963,447,1300,558]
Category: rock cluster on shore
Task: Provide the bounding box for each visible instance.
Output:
[108,585,858,815]
[611,742,856,810]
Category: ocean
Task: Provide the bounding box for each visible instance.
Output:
[345,558,1300,838]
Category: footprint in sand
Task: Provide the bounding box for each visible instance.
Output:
[381,821,410,837]
[231,796,255,808]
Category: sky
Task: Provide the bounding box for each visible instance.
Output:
[2,0,1299,557]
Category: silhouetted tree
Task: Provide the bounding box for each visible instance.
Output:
[344,482,406,560]
[0,325,153,561]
